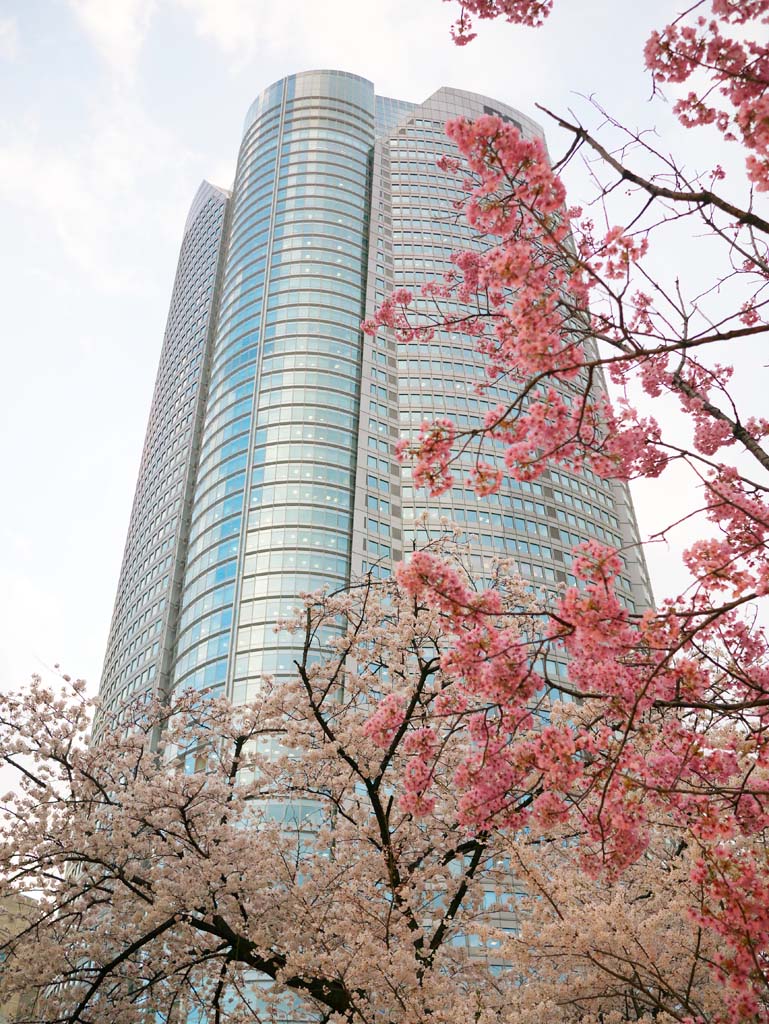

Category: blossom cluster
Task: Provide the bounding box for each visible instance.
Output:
[644,0,769,190]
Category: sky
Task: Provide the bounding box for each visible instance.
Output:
[0,0,748,696]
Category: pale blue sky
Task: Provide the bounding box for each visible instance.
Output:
[0,0,745,693]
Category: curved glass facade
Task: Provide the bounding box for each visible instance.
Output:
[96,181,230,735]
[171,72,375,705]
[98,74,652,727]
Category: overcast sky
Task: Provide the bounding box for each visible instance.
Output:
[0,0,747,695]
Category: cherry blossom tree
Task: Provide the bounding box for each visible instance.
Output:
[0,538,744,1023]
[358,1,769,1019]
[0,541,758,1024]
[0,540,639,1024]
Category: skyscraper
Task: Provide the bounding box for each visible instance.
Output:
[97,70,652,728]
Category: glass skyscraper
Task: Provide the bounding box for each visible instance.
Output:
[97,71,652,728]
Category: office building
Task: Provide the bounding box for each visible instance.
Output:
[97,71,651,726]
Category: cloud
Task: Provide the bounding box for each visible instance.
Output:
[0,15,19,61]
[66,0,445,77]
[0,96,196,292]
[171,0,448,75]
[63,0,549,116]
[68,0,156,78]
[172,0,265,57]
[165,0,552,114]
